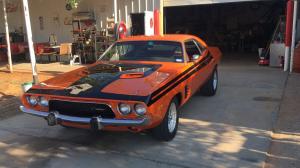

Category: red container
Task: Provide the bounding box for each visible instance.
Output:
[154,9,160,35]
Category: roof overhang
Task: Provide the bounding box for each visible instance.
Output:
[164,0,271,7]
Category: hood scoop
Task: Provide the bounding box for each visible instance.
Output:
[120,72,144,79]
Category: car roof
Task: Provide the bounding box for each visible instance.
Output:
[118,34,198,43]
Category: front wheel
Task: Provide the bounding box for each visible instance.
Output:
[200,68,218,96]
[151,98,179,141]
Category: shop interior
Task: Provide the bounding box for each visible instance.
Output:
[0,11,116,64]
[0,0,143,65]
[165,1,286,66]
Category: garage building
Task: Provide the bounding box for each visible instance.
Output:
[0,0,299,72]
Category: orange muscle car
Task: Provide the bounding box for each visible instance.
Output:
[20,35,222,141]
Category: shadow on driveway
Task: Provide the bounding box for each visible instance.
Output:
[0,58,295,168]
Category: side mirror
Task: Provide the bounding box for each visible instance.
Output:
[191,54,200,61]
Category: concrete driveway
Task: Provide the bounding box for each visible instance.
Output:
[0,56,287,168]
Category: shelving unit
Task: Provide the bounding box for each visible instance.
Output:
[72,12,97,63]
[93,17,115,60]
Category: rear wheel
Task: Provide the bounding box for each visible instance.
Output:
[200,68,218,96]
[151,98,179,141]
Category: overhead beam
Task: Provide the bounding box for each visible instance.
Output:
[164,0,268,7]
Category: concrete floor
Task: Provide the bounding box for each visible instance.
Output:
[0,62,82,75]
[265,73,300,168]
[0,54,288,168]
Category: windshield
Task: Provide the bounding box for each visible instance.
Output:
[99,41,184,63]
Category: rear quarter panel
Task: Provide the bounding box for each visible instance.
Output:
[148,45,222,129]
[208,47,222,64]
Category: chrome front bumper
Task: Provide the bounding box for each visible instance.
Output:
[20,106,149,130]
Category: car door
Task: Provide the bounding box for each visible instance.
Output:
[184,39,204,96]
[194,39,215,86]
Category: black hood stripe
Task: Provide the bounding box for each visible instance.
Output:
[26,63,159,103]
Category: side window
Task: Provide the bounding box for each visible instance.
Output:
[195,41,207,53]
[184,41,201,59]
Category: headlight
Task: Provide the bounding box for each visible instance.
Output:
[134,104,147,116]
[27,96,38,106]
[38,97,49,107]
[118,103,131,115]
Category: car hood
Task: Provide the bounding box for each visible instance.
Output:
[28,62,185,100]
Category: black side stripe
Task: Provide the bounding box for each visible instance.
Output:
[147,55,213,106]
[151,60,199,97]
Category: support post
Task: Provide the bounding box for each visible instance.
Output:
[118,9,121,22]
[22,0,38,84]
[125,5,128,26]
[145,0,148,11]
[290,0,298,72]
[284,0,294,71]
[114,0,118,23]
[2,0,13,73]
[160,0,164,35]
[153,0,155,11]
[138,0,141,12]
[131,0,134,13]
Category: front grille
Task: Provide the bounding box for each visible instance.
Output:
[49,100,115,118]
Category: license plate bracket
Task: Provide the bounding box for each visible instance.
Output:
[90,117,102,130]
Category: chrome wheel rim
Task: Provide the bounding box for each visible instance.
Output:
[213,71,218,91]
[168,102,177,133]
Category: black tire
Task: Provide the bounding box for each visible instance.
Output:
[151,98,179,141]
[200,68,218,96]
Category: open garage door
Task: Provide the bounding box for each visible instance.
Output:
[165,1,285,62]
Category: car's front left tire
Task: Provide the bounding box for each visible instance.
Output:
[151,98,179,141]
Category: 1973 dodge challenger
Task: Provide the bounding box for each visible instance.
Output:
[20,35,222,141]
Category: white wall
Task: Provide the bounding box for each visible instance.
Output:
[113,0,160,28]
[0,0,24,34]
[0,0,74,43]
[28,0,75,43]
[0,0,161,43]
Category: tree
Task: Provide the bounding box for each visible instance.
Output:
[66,0,80,10]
